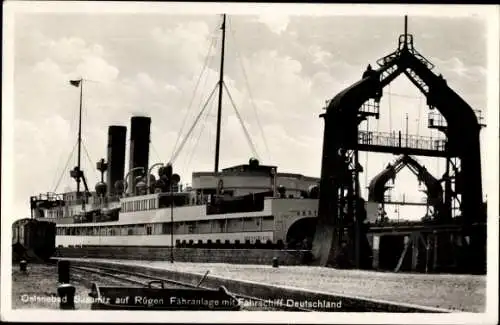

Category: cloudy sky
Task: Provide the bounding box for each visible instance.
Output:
[4,3,497,222]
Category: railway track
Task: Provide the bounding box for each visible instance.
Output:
[70,265,312,312]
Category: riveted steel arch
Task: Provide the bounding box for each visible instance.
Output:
[367,155,445,219]
[312,19,484,267]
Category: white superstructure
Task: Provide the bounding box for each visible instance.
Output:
[39,162,321,249]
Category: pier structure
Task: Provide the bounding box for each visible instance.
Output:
[312,16,486,274]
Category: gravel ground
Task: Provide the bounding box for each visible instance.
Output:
[11,264,93,310]
[67,258,486,312]
[11,263,277,311]
[11,264,144,310]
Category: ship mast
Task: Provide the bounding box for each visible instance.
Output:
[214,13,226,173]
[77,78,83,195]
[69,78,90,206]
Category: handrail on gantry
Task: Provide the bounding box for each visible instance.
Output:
[358,130,447,152]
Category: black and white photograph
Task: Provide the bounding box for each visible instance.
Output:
[1,2,498,324]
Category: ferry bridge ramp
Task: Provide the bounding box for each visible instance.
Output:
[311,16,486,273]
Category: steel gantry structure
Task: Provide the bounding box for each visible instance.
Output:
[312,17,486,272]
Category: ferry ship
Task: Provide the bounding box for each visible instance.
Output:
[33,151,321,250]
[30,14,322,251]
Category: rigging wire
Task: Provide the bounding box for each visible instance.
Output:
[176,77,218,169]
[181,86,214,173]
[185,90,217,172]
[192,36,218,128]
[51,141,72,191]
[169,28,218,161]
[52,82,83,192]
[150,139,162,162]
[171,83,219,163]
[228,20,271,162]
[223,81,259,159]
[175,37,218,168]
[182,32,218,168]
[52,141,78,193]
[50,156,64,191]
[208,115,213,167]
[82,140,98,182]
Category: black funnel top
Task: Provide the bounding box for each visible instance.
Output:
[128,116,151,193]
[106,125,127,196]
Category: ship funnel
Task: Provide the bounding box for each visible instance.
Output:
[107,125,127,196]
[128,116,151,193]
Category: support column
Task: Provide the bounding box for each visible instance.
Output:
[372,234,380,269]
[411,232,419,271]
[425,235,431,273]
[433,231,438,271]
[395,235,410,272]
[444,156,453,221]
[353,150,361,269]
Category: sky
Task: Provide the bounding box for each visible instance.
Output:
[4,3,497,222]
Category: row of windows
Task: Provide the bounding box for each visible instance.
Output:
[121,198,157,213]
[46,209,64,219]
[62,239,286,249]
[292,210,317,217]
[57,216,275,236]
[46,207,85,219]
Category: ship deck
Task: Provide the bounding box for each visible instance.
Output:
[59,258,486,312]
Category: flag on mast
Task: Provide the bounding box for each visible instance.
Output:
[69,79,81,87]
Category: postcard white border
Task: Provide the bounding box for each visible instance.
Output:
[2,2,498,324]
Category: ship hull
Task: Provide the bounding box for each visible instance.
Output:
[55,245,312,265]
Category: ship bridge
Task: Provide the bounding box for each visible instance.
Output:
[192,160,320,199]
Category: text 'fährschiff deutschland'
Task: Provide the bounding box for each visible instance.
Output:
[239,298,342,309]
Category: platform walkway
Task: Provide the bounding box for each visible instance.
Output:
[58,258,485,312]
